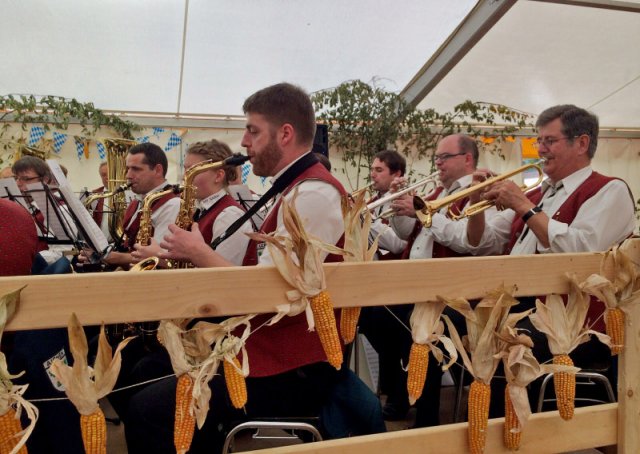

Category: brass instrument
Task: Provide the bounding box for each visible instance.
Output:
[168,153,251,269]
[103,138,137,240]
[134,184,183,249]
[350,183,374,199]
[414,163,544,228]
[16,144,48,161]
[367,172,439,220]
[84,183,132,211]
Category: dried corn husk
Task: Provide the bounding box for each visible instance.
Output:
[405,300,458,404]
[0,287,38,454]
[50,314,133,416]
[159,315,254,429]
[441,285,521,385]
[248,189,346,330]
[581,239,640,354]
[528,273,611,357]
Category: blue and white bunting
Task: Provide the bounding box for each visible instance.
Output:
[28,126,46,146]
[152,127,165,138]
[164,132,182,152]
[52,132,68,154]
[74,137,85,160]
[97,142,106,160]
[241,163,251,184]
[136,135,150,144]
[260,176,267,186]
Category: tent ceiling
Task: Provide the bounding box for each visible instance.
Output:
[413,1,640,128]
[1,0,475,116]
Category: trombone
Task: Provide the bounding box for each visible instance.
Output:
[413,162,544,228]
[367,172,439,220]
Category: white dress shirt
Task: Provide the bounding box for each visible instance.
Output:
[369,191,408,257]
[198,189,252,266]
[467,166,636,255]
[127,181,181,244]
[259,153,344,266]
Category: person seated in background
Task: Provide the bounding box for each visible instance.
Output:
[132,139,253,266]
[0,198,38,276]
[125,82,384,453]
[103,142,180,269]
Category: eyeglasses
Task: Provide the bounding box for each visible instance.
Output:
[14,175,41,183]
[434,152,467,162]
[533,136,578,149]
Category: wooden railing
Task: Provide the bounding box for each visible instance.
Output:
[0,253,636,453]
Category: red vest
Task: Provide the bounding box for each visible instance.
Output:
[122,192,178,251]
[197,194,242,244]
[401,186,470,259]
[91,186,105,226]
[0,200,38,276]
[505,172,619,332]
[242,162,347,377]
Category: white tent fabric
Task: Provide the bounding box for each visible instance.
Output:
[416,1,640,128]
[2,0,475,115]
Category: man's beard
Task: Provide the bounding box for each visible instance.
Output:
[252,137,283,177]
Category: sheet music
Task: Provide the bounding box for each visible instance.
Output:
[47,160,109,252]
[228,184,265,230]
[26,181,75,241]
[0,177,30,211]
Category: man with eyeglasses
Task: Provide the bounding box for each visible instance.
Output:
[462,104,635,417]
[383,133,496,427]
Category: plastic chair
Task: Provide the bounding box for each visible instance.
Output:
[221,419,322,454]
[536,370,616,413]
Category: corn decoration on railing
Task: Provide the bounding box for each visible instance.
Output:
[405,300,456,406]
[50,314,132,454]
[0,287,37,454]
[157,316,253,454]
[338,189,378,344]
[529,274,610,421]
[249,190,347,369]
[581,239,640,356]
[441,286,520,454]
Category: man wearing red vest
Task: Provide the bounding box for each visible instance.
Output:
[104,143,180,269]
[132,139,252,266]
[464,104,635,415]
[126,83,360,453]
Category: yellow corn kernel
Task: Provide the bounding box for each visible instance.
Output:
[0,407,27,454]
[174,374,196,454]
[224,357,248,409]
[80,408,106,454]
[606,307,625,356]
[504,384,521,450]
[468,380,491,454]
[310,290,343,369]
[407,343,430,406]
[553,354,575,420]
[339,307,361,344]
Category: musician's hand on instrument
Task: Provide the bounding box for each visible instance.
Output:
[132,239,164,262]
[469,169,493,203]
[391,194,416,217]
[483,180,528,212]
[390,176,407,193]
[159,223,206,261]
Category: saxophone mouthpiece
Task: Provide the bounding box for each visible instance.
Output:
[226,154,251,166]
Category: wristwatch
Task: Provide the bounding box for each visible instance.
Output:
[521,206,542,223]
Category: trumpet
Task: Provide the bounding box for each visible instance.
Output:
[350,183,374,199]
[413,162,544,228]
[367,172,439,220]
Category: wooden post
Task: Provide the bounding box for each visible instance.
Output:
[617,299,640,453]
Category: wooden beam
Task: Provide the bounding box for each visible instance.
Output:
[618,300,640,453]
[530,0,640,13]
[242,403,617,454]
[0,253,603,331]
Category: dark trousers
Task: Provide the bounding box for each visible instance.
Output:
[125,362,339,454]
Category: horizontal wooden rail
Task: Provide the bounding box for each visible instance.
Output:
[0,253,603,331]
[244,403,618,454]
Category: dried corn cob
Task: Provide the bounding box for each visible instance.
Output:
[504,384,521,450]
[80,408,106,454]
[552,354,575,420]
[174,374,196,454]
[468,380,491,454]
[0,408,27,454]
[606,307,625,355]
[407,343,430,405]
[339,307,361,344]
[310,290,343,369]
[224,357,248,409]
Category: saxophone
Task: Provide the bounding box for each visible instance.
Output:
[168,153,250,268]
